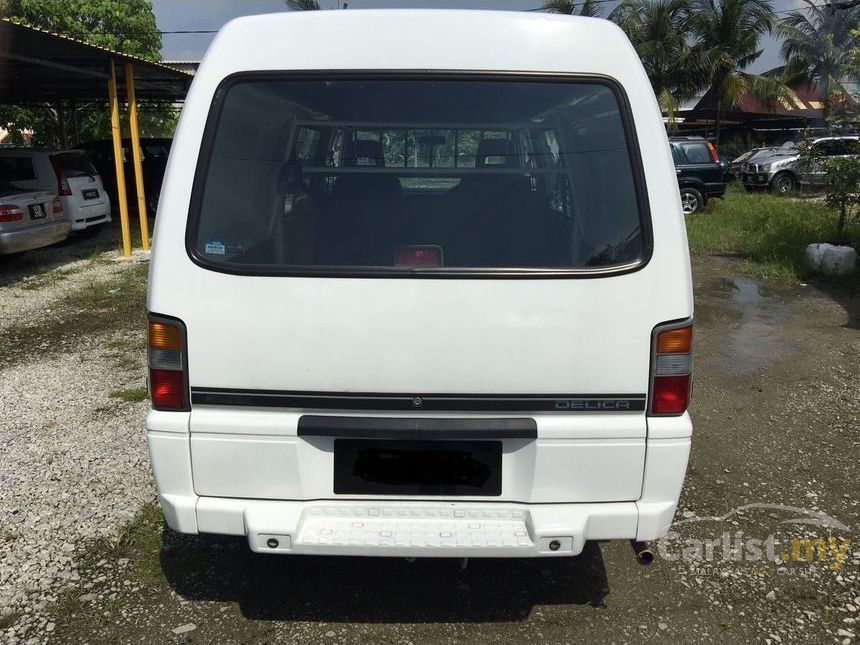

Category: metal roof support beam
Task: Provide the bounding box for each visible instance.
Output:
[108,58,132,257]
[0,51,108,79]
[125,62,151,251]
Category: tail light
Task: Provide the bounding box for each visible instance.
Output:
[649,321,692,416]
[148,314,189,411]
[51,197,63,214]
[706,142,720,164]
[49,155,72,196]
[395,245,443,267]
[0,205,23,222]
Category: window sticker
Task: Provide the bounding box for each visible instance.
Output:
[204,240,226,255]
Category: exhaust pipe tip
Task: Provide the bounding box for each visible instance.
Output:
[631,540,655,565]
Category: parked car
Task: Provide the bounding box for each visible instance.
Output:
[669,136,726,214]
[742,136,860,194]
[78,138,170,217]
[797,136,860,190]
[0,178,70,254]
[146,10,693,560]
[728,147,785,180]
[0,148,111,231]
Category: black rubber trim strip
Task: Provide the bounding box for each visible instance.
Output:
[190,388,646,412]
[298,415,537,439]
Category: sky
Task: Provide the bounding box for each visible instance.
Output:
[151,0,804,72]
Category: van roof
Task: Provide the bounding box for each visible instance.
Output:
[199,10,638,79]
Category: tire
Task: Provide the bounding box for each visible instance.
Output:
[680,187,704,215]
[770,172,795,195]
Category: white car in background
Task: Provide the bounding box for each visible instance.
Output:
[0,178,70,254]
[0,148,111,231]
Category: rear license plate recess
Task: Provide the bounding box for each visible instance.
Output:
[334,439,502,496]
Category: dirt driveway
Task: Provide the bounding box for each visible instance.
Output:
[1,252,858,645]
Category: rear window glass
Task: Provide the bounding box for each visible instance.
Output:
[0,156,37,182]
[191,77,646,273]
[0,178,28,196]
[679,143,711,164]
[54,152,97,177]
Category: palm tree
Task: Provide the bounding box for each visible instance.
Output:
[284,0,320,9]
[777,0,860,118]
[541,0,602,18]
[610,0,706,129]
[690,0,780,146]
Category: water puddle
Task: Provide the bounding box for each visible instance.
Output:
[696,275,793,375]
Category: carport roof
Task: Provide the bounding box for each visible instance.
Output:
[0,18,193,103]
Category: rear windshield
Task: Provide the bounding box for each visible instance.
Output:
[190,77,647,274]
[0,156,37,182]
[678,143,712,164]
[0,178,28,197]
[54,152,97,177]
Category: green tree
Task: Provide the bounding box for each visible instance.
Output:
[798,137,860,237]
[0,0,162,59]
[610,0,706,129]
[541,0,602,18]
[0,0,173,147]
[777,0,860,119]
[284,0,320,9]
[822,156,860,237]
[691,0,783,146]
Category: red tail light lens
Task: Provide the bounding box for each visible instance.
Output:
[49,155,72,196]
[148,315,189,411]
[652,375,691,414]
[650,321,693,416]
[150,369,186,409]
[395,245,443,267]
[51,197,63,214]
[0,205,23,222]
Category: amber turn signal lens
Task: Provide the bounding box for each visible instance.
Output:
[656,325,692,354]
[148,321,182,351]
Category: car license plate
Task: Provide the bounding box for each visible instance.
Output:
[334,439,502,496]
[82,189,99,200]
[29,204,46,219]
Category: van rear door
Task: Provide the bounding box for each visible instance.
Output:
[157,75,691,504]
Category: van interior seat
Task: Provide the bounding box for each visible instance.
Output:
[332,139,402,198]
[443,138,558,266]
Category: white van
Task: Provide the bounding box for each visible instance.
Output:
[147,10,693,559]
[0,149,112,231]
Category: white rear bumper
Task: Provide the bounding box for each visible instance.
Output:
[147,411,691,557]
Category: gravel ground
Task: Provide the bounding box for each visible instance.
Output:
[0,238,153,644]
[0,251,858,645]
[0,254,141,335]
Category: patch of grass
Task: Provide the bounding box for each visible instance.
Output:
[0,261,149,369]
[686,184,860,283]
[52,502,165,632]
[109,387,148,403]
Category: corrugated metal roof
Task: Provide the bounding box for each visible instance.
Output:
[0,18,193,103]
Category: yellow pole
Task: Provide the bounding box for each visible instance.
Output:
[124,62,150,251]
[108,59,131,256]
